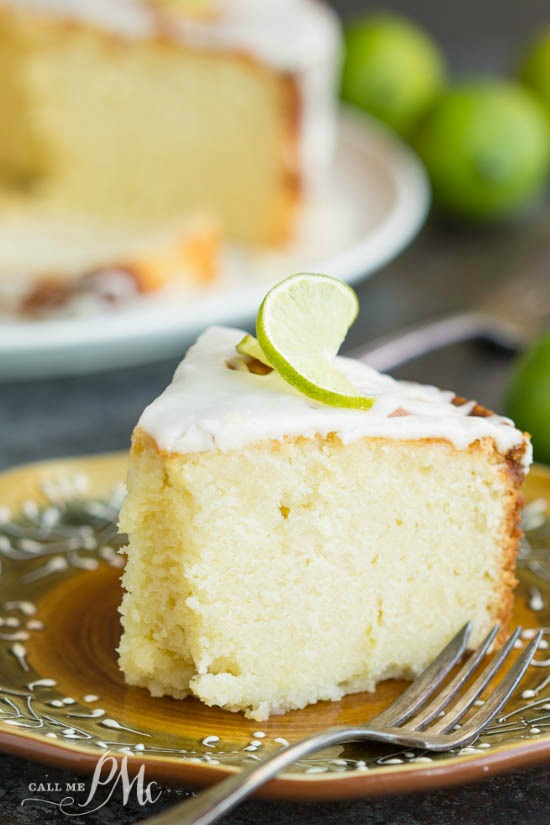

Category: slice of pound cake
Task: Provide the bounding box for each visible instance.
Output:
[118,279,531,721]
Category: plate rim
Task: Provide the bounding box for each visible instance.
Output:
[0,714,549,801]
[0,453,548,801]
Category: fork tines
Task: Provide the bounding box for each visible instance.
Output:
[373,622,543,748]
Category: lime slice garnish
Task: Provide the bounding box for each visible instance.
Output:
[236,334,272,367]
[256,273,374,409]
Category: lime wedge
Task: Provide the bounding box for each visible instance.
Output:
[256,273,374,409]
[236,334,272,367]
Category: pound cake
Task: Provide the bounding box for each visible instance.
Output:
[118,324,531,721]
[0,0,340,246]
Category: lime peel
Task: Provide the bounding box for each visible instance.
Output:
[255,273,374,410]
[236,334,272,367]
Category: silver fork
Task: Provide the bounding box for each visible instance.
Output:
[141,623,542,825]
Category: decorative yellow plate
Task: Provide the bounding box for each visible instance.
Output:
[0,453,548,800]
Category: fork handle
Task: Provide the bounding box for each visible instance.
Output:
[346,311,528,372]
[142,728,350,825]
[141,725,400,825]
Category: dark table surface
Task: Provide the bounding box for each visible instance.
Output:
[1,0,550,822]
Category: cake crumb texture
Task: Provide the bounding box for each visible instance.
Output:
[118,428,523,720]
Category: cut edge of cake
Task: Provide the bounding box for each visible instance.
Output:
[0,0,341,247]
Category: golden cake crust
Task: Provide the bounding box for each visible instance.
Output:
[449,394,528,643]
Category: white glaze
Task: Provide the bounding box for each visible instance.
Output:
[139,326,531,467]
[6,0,339,68]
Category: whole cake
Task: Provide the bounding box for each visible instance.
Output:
[0,0,340,316]
[118,310,531,720]
[0,0,340,245]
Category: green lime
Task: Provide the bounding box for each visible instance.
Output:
[506,333,550,464]
[256,273,374,410]
[236,333,271,366]
[519,26,550,119]
[341,13,446,136]
[415,81,550,220]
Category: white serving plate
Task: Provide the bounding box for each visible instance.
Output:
[0,108,430,380]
